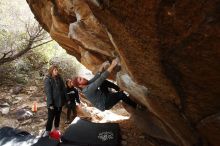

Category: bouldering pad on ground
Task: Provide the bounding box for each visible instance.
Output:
[62,117,120,146]
[0,127,36,146]
[32,136,59,146]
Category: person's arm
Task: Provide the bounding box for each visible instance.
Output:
[107,58,118,73]
[88,72,102,83]
[86,58,118,92]
[86,71,110,92]
[66,89,70,101]
[88,61,110,83]
[44,77,53,107]
[74,88,80,104]
[60,77,68,102]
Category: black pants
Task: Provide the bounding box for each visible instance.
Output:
[46,107,62,131]
[100,80,120,93]
[66,104,77,121]
[101,80,137,110]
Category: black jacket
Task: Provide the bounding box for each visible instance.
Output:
[66,87,80,106]
[44,75,66,108]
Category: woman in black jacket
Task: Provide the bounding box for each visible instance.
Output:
[43,65,66,137]
[65,79,80,124]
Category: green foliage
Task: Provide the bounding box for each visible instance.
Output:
[0,0,88,85]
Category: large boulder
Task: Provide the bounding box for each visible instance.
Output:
[26,0,220,145]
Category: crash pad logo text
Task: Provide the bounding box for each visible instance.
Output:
[98,131,114,141]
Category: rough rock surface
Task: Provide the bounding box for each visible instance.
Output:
[26,0,220,146]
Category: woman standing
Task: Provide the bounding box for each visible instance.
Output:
[43,65,66,137]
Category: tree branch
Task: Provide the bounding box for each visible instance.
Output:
[0,20,52,65]
[0,39,53,64]
[31,39,53,49]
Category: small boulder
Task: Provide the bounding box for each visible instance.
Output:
[12,86,23,95]
[0,107,10,115]
[16,109,33,120]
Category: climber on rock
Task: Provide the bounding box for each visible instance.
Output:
[71,58,137,111]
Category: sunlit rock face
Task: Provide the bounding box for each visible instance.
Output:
[27,0,220,145]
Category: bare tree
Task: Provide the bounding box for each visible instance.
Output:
[0,22,52,65]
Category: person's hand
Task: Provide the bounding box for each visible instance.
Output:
[107,58,120,73]
[99,61,110,72]
[49,106,54,110]
[103,61,110,69]
[111,58,119,68]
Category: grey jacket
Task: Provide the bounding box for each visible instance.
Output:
[82,71,110,111]
[44,75,66,108]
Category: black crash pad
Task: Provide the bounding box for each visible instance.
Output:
[0,126,36,146]
[59,144,80,146]
[61,117,120,146]
[0,127,59,146]
[32,136,59,146]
